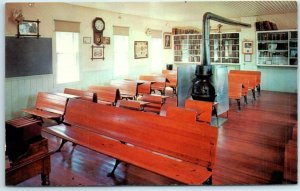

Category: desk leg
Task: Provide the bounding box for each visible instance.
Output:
[107,159,121,177]
[55,139,67,152]
[41,173,50,185]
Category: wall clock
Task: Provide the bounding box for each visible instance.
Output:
[92,17,105,45]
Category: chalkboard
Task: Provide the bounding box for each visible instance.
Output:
[5,37,53,78]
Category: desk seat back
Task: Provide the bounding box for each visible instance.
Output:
[140,94,164,113]
[228,74,249,96]
[35,92,68,115]
[64,88,96,102]
[139,75,166,91]
[88,86,120,105]
[185,99,213,124]
[166,106,197,124]
[110,80,138,97]
[162,70,177,86]
[229,70,261,85]
[63,99,218,169]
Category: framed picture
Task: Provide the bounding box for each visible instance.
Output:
[242,41,253,54]
[101,37,110,45]
[163,32,172,49]
[83,37,91,44]
[17,19,40,38]
[134,41,148,59]
[91,46,105,60]
[244,54,251,62]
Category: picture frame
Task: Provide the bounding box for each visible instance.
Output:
[17,19,40,38]
[163,32,172,49]
[83,37,91,44]
[242,41,253,54]
[91,45,105,60]
[134,41,148,59]
[101,37,110,45]
[244,54,251,62]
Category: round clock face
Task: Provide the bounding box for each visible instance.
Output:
[95,19,104,31]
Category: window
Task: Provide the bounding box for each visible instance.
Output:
[114,35,129,77]
[151,37,163,74]
[55,32,79,84]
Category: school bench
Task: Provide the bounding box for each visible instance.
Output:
[64,88,96,102]
[110,80,138,100]
[229,70,261,97]
[118,99,150,111]
[22,92,68,123]
[139,94,167,114]
[88,86,120,106]
[185,99,214,125]
[162,70,177,94]
[43,99,218,185]
[139,75,167,95]
[228,74,249,104]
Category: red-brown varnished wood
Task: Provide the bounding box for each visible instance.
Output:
[110,80,138,99]
[60,99,218,169]
[35,92,68,115]
[166,106,197,124]
[88,85,120,106]
[139,75,166,94]
[18,90,297,186]
[229,70,261,87]
[162,70,177,92]
[139,94,164,114]
[185,99,213,124]
[43,124,212,185]
[22,92,68,120]
[64,88,96,102]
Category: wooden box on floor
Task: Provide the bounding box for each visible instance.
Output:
[6,137,51,185]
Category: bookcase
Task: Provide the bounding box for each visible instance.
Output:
[173,34,201,63]
[210,33,240,64]
[256,30,297,67]
[173,32,240,65]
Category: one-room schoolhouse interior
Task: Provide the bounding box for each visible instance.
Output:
[4,0,298,187]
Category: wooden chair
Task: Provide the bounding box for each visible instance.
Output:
[184,99,213,125]
[64,88,96,102]
[166,106,197,125]
[88,86,120,106]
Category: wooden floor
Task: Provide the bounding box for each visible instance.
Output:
[17,90,297,186]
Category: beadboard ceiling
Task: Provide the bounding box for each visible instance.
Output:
[71,0,298,22]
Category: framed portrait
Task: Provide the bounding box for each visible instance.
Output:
[17,19,40,38]
[242,41,253,54]
[83,37,91,44]
[91,46,105,60]
[163,32,172,49]
[244,54,251,62]
[134,41,148,59]
[101,37,110,45]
